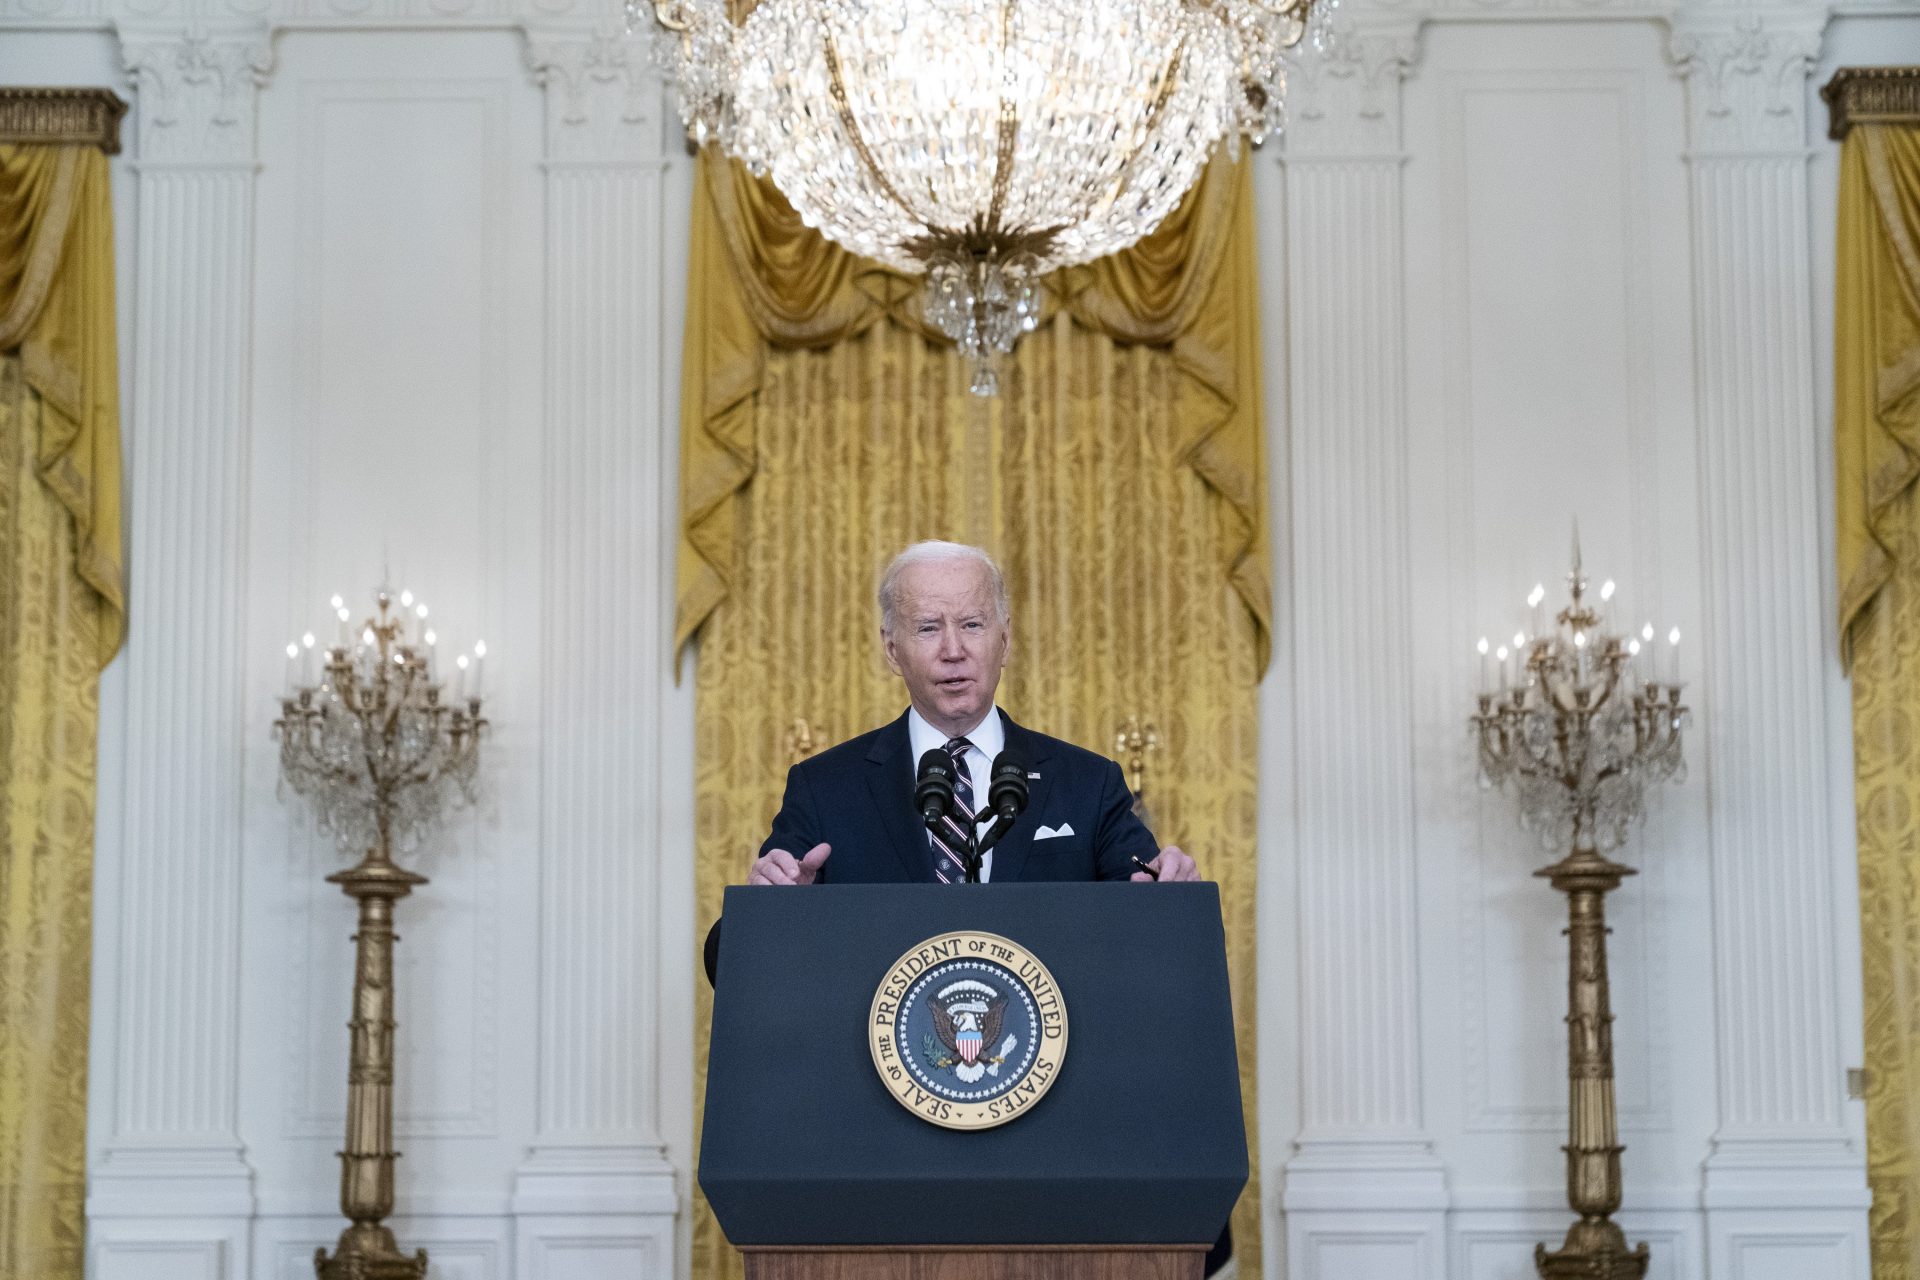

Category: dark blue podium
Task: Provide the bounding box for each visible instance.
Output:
[700,882,1247,1280]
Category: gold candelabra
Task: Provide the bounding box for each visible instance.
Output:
[1471,540,1689,1280]
[785,717,822,766]
[1114,715,1160,816]
[274,586,489,1280]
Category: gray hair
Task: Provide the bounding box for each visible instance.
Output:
[877,541,1010,633]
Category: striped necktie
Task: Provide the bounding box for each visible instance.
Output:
[928,737,976,883]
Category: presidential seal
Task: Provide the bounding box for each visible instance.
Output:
[868,931,1067,1130]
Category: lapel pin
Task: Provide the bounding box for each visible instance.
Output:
[1027,771,1041,779]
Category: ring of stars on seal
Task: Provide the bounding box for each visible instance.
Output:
[867,930,1068,1131]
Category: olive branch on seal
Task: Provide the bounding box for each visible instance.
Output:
[920,1033,956,1071]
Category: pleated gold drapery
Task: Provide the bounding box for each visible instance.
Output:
[679,150,1267,1279]
[0,123,126,1279]
[1834,101,1920,1279]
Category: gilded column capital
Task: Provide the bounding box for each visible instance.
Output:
[118,26,274,166]
[1669,11,1828,155]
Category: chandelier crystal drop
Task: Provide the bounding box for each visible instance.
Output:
[639,0,1331,392]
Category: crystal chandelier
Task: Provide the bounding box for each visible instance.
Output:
[640,0,1329,393]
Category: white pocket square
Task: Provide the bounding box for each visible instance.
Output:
[1034,823,1075,840]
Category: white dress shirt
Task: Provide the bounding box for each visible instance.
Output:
[906,705,1006,882]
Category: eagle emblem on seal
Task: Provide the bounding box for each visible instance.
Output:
[927,979,1017,1084]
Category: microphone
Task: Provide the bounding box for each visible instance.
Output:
[975,750,1030,857]
[915,748,958,827]
[987,751,1029,821]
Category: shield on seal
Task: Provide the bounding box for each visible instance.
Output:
[957,1028,982,1063]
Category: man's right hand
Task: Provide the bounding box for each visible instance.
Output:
[748,842,831,886]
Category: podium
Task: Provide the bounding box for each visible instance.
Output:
[700,883,1247,1280]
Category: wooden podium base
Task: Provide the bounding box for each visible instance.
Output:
[741,1245,1206,1280]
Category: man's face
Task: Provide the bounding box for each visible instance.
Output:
[882,558,1011,738]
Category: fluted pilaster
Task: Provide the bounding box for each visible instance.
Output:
[87,26,271,1276]
[1278,20,1448,1278]
[1671,11,1869,1275]
[511,30,678,1279]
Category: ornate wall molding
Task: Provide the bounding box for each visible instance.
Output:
[1282,18,1422,158]
[0,86,126,150]
[1669,12,1827,154]
[512,36,681,1263]
[1667,8,1872,1272]
[120,27,273,166]
[1824,65,1920,138]
[89,25,273,1273]
[523,29,665,166]
[1278,20,1448,1280]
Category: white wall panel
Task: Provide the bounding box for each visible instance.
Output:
[1401,18,1714,1215]
[1414,57,1685,1143]
[267,64,517,1148]
[238,30,546,1242]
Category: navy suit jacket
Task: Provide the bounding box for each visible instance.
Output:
[757,709,1158,883]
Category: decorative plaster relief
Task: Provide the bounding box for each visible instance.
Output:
[121,29,273,164]
[524,29,662,163]
[1283,18,1422,157]
[1670,12,1826,153]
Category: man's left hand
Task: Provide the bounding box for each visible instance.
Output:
[1132,846,1199,882]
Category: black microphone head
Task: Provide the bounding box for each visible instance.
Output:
[987,750,1029,820]
[915,748,957,824]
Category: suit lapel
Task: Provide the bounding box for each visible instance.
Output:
[987,711,1055,884]
[866,712,932,882]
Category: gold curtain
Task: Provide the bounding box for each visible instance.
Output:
[0,135,125,1280]
[1837,116,1920,1279]
[679,151,1267,1279]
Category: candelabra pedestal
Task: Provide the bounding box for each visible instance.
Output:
[314,840,430,1280]
[1533,846,1649,1280]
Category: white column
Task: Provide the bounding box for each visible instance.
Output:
[511,30,680,1280]
[1278,21,1449,1280]
[86,26,271,1280]
[1670,12,1870,1277]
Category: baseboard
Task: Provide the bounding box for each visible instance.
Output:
[515,1214,677,1280]
[1704,1209,1869,1280]
[252,1214,514,1280]
[90,1218,250,1280]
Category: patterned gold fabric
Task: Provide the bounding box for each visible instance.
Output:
[0,141,123,1280]
[679,152,1266,1278]
[1837,122,1920,1280]
[0,145,126,658]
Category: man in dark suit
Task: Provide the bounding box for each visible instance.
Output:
[749,541,1198,886]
